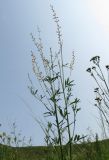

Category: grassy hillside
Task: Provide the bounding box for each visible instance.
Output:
[0,139,109,160]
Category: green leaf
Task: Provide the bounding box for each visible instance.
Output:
[70,98,80,105]
[74,134,81,142]
[47,122,52,129]
[65,78,74,88]
[44,112,52,117]
[44,75,59,83]
[58,107,64,117]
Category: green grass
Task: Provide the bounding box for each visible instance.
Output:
[0,139,109,160]
[0,144,51,160]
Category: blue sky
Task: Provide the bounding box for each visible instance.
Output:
[1,0,109,145]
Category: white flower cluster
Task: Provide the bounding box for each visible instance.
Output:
[31,52,44,81]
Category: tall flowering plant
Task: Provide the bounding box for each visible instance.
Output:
[29,5,82,160]
[87,56,109,139]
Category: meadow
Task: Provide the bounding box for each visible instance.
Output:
[1,138,109,160]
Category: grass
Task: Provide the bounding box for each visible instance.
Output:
[1,138,109,160]
[0,144,50,160]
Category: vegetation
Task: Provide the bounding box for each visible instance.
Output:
[87,56,109,139]
[1,4,109,160]
[1,138,109,160]
[28,5,84,160]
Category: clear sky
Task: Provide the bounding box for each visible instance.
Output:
[1,0,109,145]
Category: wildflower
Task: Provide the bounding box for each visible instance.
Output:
[31,52,36,63]
[90,56,100,65]
[43,58,49,68]
[90,56,100,62]
[31,52,44,81]
[106,65,109,70]
[69,51,75,71]
[94,88,99,92]
[86,68,91,73]
[37,71,44,81]
[95,97,102,102]
[92,66,96,70]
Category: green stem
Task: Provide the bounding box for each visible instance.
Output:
[59,43,72,160]
[98,65,109,94]
[54,101,64,160]
[50,59,64,160]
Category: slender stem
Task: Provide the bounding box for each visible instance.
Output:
[54,101,64,160]
[98,65,109,94]
[99,106,107,138]
[72,104,76,140]
[50,83,64,160]
[92,74,109,102]
[50,54,64,160]
[59,43,72,160]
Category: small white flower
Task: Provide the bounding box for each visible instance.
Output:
[69,51,75,72]
[43,58,49,68]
